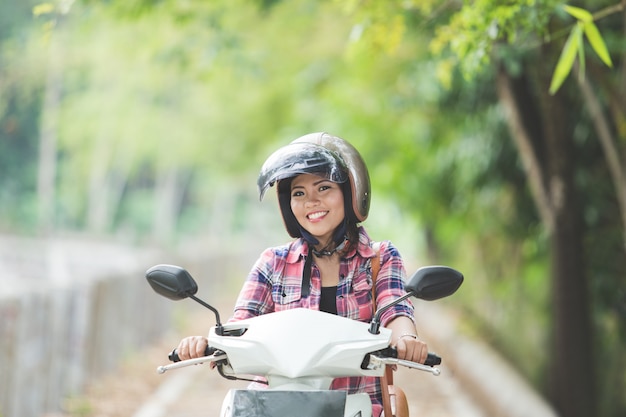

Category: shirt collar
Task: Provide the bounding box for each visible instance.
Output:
[286,226,378,263]
[286,238,308,264]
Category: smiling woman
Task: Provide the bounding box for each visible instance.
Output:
[175,132,427,417]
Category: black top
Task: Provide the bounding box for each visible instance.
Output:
[320,286,338,315]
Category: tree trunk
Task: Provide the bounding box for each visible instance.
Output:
[539,76,594,417]
[496,63,595,417]
[86,137,133,235]
[37,38,62,235]
[153,166,191,242]
[576,66,626,251]
[87,134,113,233]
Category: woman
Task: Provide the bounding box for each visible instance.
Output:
[176,132,428,416]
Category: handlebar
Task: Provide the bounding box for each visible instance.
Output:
[157,351,227,374]
[170,345,440,365]
[166,346,443,376]
[168,346,219,363]
[361,347,443,376]
[425,352,442,367]
[374,355,441,376]
[374,346,441,366]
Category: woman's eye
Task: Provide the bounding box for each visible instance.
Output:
[319,185,331,192]
[292,190,304,197]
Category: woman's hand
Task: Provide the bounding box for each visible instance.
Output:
[386,316,428,363]
[395,334,428,364]
[176,335,208,360]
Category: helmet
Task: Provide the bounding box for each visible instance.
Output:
[257,132,371,238]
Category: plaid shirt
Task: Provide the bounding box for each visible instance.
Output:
[231,227,414,416]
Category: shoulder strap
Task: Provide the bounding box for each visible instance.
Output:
[371,242,397,417]
[301,246,313,297]
[370,242,381,310]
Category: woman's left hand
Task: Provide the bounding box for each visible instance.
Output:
[395,335,428,363]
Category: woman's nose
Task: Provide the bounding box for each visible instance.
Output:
[304,194,320,206]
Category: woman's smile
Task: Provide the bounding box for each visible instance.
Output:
[307,210,329,221]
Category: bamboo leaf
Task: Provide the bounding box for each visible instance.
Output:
[549,24,582,95]
[563,4,593,23]
[33,3,55,17]
[583,21,613,68]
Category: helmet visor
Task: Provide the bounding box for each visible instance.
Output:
[257,142,348,200]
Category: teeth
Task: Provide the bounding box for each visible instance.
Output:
[308,211,327,220]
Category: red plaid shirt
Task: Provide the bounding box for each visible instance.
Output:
[230,227,414,416]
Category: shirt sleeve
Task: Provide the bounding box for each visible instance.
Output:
[374,240,415,327]
[231,247,277,321]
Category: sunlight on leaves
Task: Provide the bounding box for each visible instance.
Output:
[583,21,613,68]
[33,3,55,17]
[549,23,582,95]
[549,4,614,94]
[563,4,593,22]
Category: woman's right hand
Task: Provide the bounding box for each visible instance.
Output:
[176,335,208,360]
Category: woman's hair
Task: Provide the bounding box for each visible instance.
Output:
[340,181,361,255]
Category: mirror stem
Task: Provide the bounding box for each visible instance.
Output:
[368,292,413,335]
[189,294,224,336]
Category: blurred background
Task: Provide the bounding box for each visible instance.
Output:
[1,1,624,417]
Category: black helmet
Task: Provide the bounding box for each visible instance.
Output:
[257,132,371,238]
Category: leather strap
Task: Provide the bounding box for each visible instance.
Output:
[370,242,381,316]
[370,243,394,417]
[301,247,313,297]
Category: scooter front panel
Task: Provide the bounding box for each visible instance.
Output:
[220,389,346,417]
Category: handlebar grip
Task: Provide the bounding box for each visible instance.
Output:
[425,353,442,367]
[168,345,216,362]
[168,349,179,362]
[384,347,442,366]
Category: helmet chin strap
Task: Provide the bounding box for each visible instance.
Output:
[300,220,348,297]
[300,220,348,257]
[312,239,347,257]
[299,228,320,246]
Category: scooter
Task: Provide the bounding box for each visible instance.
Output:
[146,264,463,417]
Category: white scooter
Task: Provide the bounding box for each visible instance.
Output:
[146,264,463,417]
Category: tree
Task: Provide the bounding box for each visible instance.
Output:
[344,1,625,416]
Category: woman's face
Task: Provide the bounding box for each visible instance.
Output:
[290,173,345,246]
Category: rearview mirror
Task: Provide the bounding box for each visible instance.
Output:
[405,266,463,301]
[146,264,198,301]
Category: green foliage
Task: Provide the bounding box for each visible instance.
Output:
[549,4,614,94]
[0,0,40,39]
[0,10,46,232]
[428,0,561,83]
[4,0,370,236]
[421,1,616,96]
